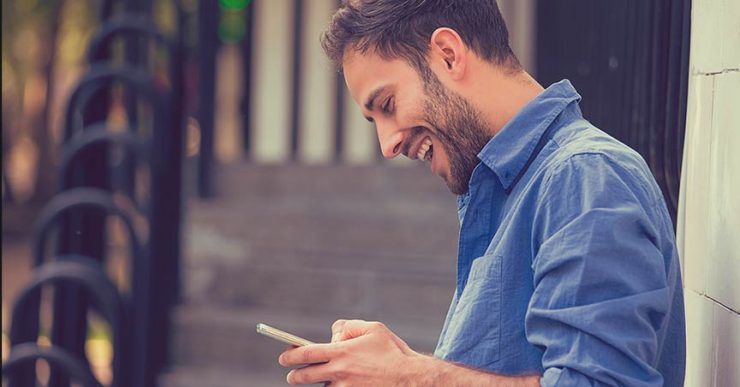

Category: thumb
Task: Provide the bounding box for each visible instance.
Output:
[331,319,347,342]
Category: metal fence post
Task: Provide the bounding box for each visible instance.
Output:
[241,1,255,159]
[50,27,113,387]
[148,2,187,376]
[289,0,304,161]
[333,0,346,163]
[8,257,127,387]
[197,0,219,198]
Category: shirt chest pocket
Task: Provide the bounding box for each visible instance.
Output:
[445,253,504,368]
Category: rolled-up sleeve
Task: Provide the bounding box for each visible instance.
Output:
[525,154,670,387]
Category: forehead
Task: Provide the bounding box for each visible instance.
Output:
[342,50,421,107]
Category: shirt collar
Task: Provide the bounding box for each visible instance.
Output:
[476,79,582,191]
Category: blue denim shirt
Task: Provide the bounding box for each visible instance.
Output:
[433,80,685,386]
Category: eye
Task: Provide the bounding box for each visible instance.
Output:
[381,97,394,114]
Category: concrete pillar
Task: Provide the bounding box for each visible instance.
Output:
[677,0,740,385]
[252,0,293,163]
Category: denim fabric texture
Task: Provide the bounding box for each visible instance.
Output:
[433,80,686,387]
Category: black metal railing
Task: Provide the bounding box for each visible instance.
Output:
[2,1,186,386]
[196,0,219,198]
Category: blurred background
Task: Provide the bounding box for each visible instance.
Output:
[1,0,737,386]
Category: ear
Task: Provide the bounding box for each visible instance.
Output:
[430,27,467,80]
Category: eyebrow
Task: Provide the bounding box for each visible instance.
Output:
[363,85,389,122]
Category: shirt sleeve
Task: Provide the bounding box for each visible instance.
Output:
[525,153,670,387]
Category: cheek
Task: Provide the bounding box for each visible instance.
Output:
[399,93,434,127]
[430,135,451,169]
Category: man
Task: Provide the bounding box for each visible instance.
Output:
[278,1,685,385]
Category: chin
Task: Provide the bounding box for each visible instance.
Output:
[448,185,468,196]
[444,176,468,196]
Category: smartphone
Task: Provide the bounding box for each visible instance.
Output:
[256,323,315,347]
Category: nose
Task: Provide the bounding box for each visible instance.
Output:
[376,122,404,159]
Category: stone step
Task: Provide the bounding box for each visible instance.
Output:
[186,243,457,275]
[182,250,456,320]
[185,218,458,271]
[205,163,452,200]
[190,196,459,232]
[168,305,444,374]
[159,366,299,387]
[187,163,458,225]
[185,210,460,265]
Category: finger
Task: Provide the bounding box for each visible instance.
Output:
[331,319,347,342]
[279,343,338,367]
[278,344,298,364]
[336,319,379,341]
[286,363,335,385]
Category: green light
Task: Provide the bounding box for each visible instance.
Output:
[219,0,252,10]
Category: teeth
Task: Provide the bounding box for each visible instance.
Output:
[417,138,433,161]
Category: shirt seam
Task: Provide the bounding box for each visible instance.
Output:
[540,151,661,210]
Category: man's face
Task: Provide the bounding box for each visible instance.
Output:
[343,50,490,195]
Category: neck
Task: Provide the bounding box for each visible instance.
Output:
[465,64,544,137]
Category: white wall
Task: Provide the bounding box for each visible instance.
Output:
[677,0,740,385]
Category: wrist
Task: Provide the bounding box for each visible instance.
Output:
[403,352,448,386]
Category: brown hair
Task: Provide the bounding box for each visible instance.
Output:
[321,0,520,74]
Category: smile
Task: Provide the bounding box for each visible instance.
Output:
[417,137,433,162]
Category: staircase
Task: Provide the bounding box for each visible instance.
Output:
[159,163,460,386]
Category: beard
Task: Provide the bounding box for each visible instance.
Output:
[420,71,491,195]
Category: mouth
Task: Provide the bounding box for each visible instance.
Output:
[403,129,439,174]
[416,137,433,162]
[405,129,434,162]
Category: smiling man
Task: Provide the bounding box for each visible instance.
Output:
[278,1,685,386]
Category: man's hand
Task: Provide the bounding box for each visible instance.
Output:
[278,319,424,386]
[278,319,540,386]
